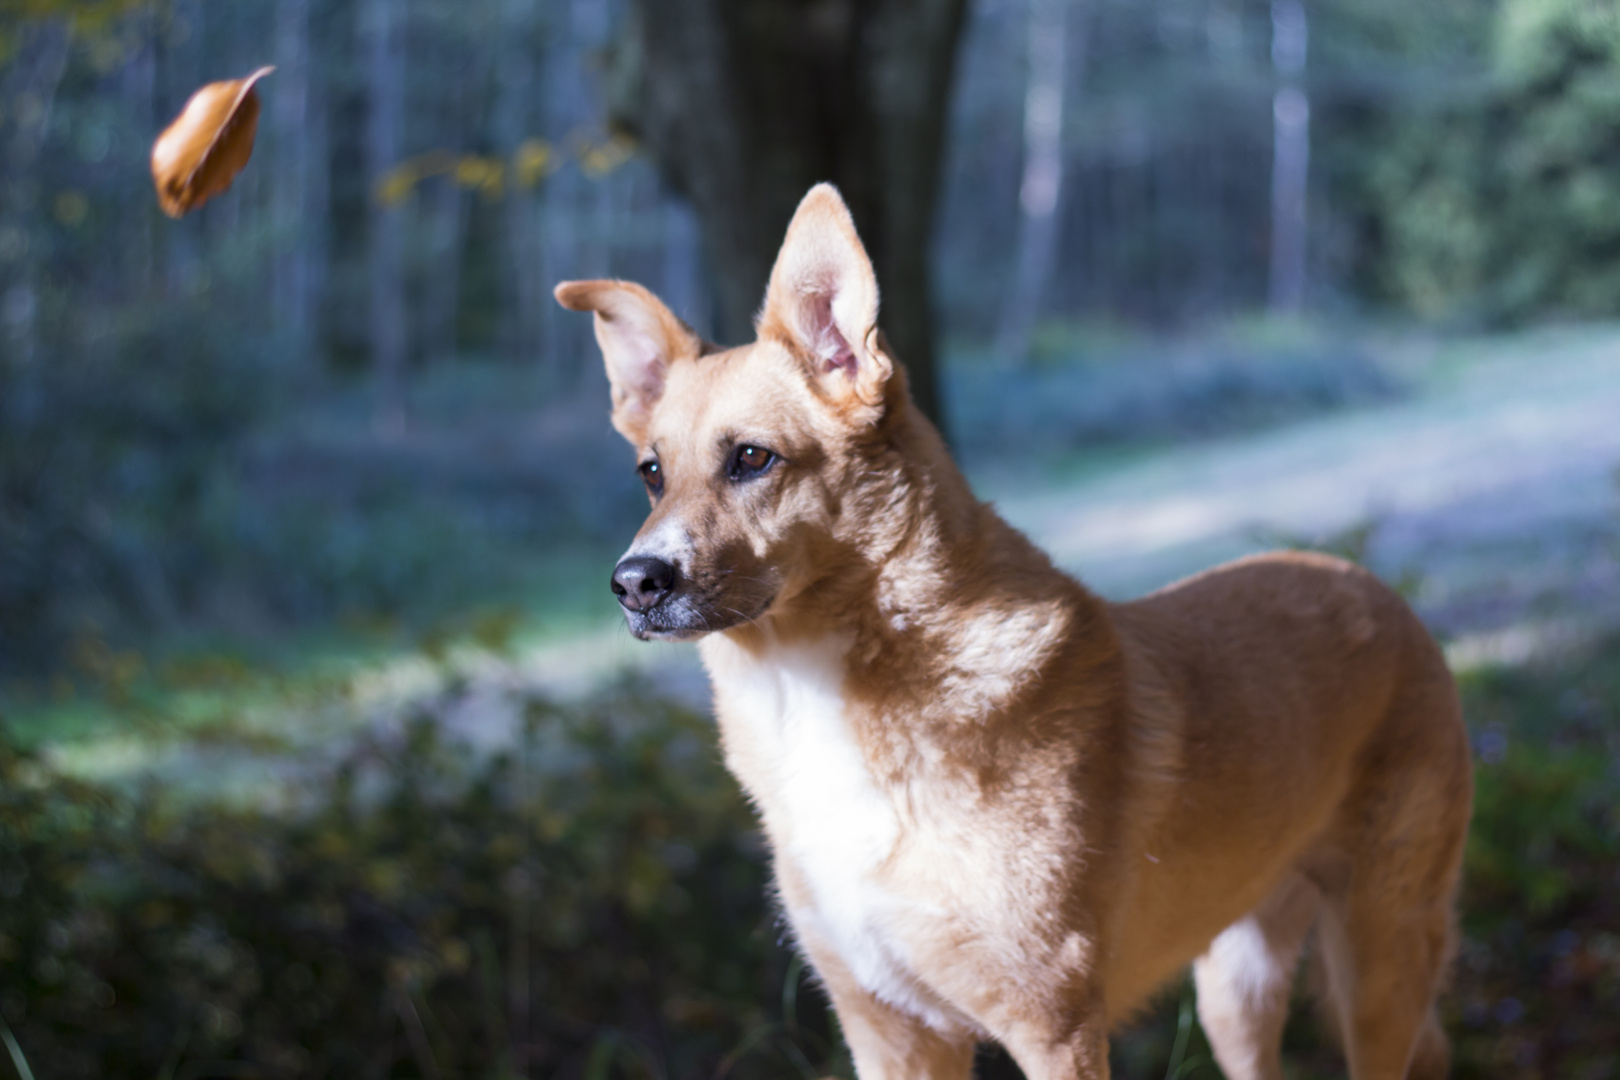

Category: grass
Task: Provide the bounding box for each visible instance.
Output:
[0,682,839,1080]
[0,545,618,755]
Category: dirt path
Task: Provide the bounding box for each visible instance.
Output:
[985,326,1620,663]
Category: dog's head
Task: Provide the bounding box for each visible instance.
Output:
[556,184,904,641]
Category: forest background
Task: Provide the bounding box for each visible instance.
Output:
[0,0,1618,1078]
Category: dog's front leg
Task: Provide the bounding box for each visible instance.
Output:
[981,976,1112,1080]
[828,982,975,1080]
[800,948,974,1080]
[996,1019,1111,1080]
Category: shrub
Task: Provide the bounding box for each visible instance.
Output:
[1359,0,1620,323]
[5,636,1619,1080]
[0,685,839,1080]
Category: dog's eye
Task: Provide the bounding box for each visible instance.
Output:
[727,445,777,482]
[638,459,663,497]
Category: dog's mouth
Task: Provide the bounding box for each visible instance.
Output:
[622,588,777,642]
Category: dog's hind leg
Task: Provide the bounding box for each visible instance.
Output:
[1315,676,1469,1080]
[1315,890,1454,1080]
[1192,872,1320,1080]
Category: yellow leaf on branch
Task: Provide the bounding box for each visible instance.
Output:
[514,138,555,188]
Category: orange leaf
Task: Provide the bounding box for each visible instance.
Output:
[150,66,274,219]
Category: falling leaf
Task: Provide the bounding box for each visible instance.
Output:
[150,66,274,218]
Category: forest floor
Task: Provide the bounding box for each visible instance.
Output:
[20,322,1620,789]
[990,322,1620,656]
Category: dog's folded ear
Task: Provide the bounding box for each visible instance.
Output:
[759,184,893,421]
[554,279,701,443]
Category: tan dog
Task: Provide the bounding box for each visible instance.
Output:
[555,185,1472,1080]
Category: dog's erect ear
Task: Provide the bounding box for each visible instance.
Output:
[758,184,893,417]
[554,279,701,442]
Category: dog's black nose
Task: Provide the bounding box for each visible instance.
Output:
[611,556,676,612]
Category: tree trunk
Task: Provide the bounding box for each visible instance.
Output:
[421,174,468,367]
[1268,0,1308,315]
[1,20,69,372]
[364,0,407,435]
[273,0,316,368]
[304,58,331,372]
[493,0,543,371]
[538,2,588,388]
[420,19,491,371]
[164,0,204,298]
[122,12,157,290]
[995,0,1090,367]
[661,197,707,333]
[605,0,970,434]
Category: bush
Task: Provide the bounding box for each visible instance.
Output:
[1359,0,1620,323]
[6,635,1619,1080]
[1443,642,1620,1080]
[0,685,839,1080]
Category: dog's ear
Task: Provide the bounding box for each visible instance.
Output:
[554,279,701,443]
[758,184,893,419]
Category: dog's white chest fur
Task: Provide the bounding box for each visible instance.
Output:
[702,634,950,1027]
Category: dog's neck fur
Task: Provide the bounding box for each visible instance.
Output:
[695,384,1138,1031]
[706,379,1116,752]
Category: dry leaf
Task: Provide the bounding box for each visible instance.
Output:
[150,66,274,218]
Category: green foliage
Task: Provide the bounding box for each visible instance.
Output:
[1467,742,1618,916]
[1359,0,1620,322]
[1366,112,1496,320]
[5,634,1620,1080]
[0,1,148,59]
[0,685,841,1080]
[1443,637,1620,1079]
[1456,639,1620,926]
[1490,0,1620,317]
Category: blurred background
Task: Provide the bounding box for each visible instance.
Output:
[0,0,1617,1077]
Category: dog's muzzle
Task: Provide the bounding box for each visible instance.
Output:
[609,553,773,640]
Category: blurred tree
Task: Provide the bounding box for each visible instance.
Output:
[602,0,970,432]
[994,0,1090,368]
[1488,0,1620,317]
[493,0,542,370]
[1355,0,1620,322]
[1,19,68,369]
[363,0,406,434]
[271,0,318,367]
[1268,0,1308,313]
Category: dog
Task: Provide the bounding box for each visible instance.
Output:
[555,184,1472,1080]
